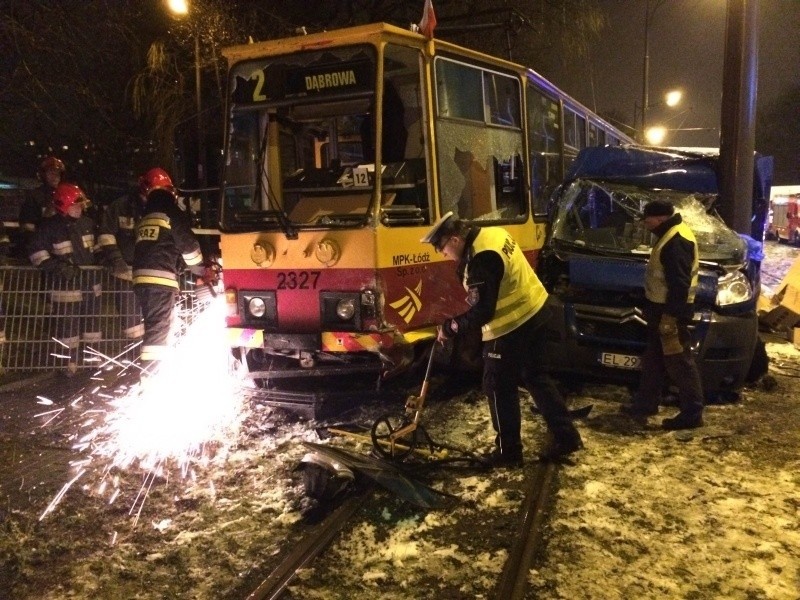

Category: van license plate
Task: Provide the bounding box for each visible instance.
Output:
[600,352,641,370]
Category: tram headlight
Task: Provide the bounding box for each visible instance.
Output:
[336,298,356,320]
[241,291,277,326]
[320,292,361,331]
[249,297,267,318]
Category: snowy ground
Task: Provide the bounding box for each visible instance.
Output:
[287,240,800,599]
[0,241,798,599]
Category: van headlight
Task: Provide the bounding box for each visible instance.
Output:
[716,270,753,306]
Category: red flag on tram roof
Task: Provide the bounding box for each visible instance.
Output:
[418,0,437,39]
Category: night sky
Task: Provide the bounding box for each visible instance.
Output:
[554,0,800,149]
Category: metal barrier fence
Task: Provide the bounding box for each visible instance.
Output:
[0,266,198,373]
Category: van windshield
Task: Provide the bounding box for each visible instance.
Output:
[551,179,747,265]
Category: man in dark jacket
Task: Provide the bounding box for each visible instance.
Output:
[132,184,203,378]
[422,212,583,466]
[621,200,704,429]
[19,156,65,254]
[28,183,101,375]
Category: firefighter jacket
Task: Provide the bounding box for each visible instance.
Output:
[442,227,548,342]
[28,213,98,302]
[132,205,202,290]
[20,185,57,234]
[98,191,143,267]
[644,213,699,320]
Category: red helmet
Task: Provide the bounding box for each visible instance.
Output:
[39,156,66,176]
[53,183,88,216]
[138,167,175,196]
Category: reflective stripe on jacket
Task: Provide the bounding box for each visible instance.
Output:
[132,209,202,289]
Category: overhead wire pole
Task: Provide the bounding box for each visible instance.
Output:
[194,29,205,187]
[719,0,758,235]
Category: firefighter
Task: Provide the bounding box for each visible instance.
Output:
[28,183,102,375]
[19,156,66,254]
[422,212,583,466]
[96,169,173,340]
[132,179,204,379]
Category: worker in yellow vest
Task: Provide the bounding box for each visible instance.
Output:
[620,200,704,429]
[422,212,583,466]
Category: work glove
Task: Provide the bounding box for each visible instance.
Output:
[658,313,683,356]
[111,258,133,281]
[189,264,207,278]
[189,261,221,286]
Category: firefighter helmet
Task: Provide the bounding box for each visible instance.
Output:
[138,167,175,197]
[53,183,88,216]
[38,156,66,177]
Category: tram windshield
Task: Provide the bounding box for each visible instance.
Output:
[222,44,427,232]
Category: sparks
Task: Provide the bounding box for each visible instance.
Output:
[39,295,250,525]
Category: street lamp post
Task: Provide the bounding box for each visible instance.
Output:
[167,0,204,187]
[640,0,667,141]
[194,30,204,187]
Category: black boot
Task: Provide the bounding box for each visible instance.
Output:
[619,403,659,418]
[481,446,523,468]
[662,413,703,430]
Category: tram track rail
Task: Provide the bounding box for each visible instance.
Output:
[494,460,558,599]
[244,484,374,600]
[243,456,560,600]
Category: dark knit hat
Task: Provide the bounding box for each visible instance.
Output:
[642,200,675,218]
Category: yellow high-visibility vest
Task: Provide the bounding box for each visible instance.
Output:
[466,227,548,341]
[645,221,699,304]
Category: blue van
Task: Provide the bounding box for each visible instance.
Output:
[540,145,771,400]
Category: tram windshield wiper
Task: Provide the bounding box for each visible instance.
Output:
[253,112,298,240]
